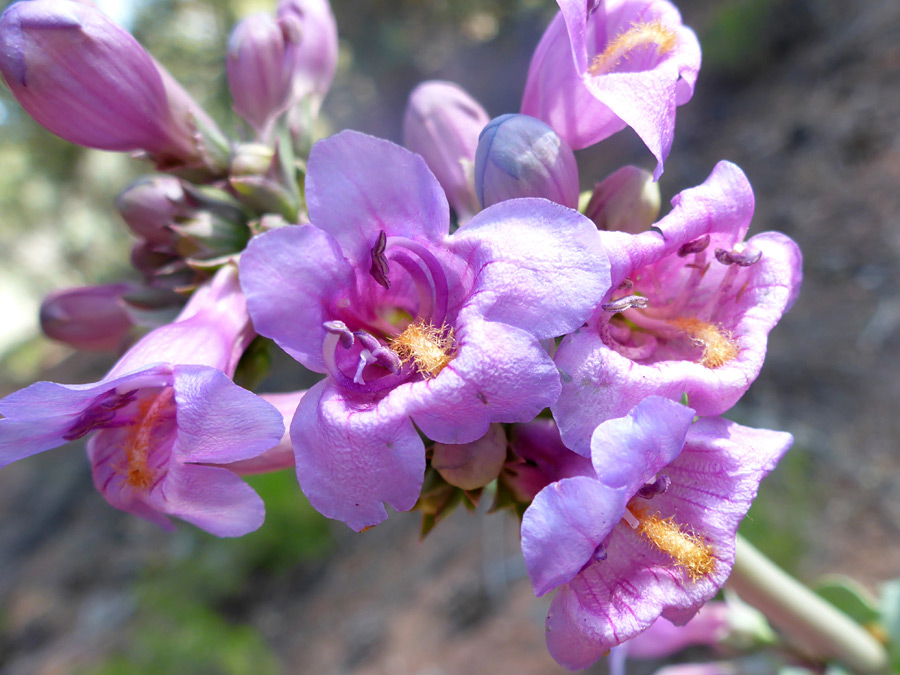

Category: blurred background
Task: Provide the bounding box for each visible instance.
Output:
[0,0,898,672]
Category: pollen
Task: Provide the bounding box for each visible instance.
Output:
[631,505,715,581]
[121,388,174,489]
[669,317,740,369]
[390,320,456,378]
[589,20,678,75]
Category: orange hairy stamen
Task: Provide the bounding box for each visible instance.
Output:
[669,317,739,369]
[122,388,174,489]
[631,505,715,581]
[390,320,456,378]
[589,20,678,75]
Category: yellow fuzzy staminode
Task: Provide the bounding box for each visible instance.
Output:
[390,320,456,379]
[633,506,715,581]
[589,20,678,76]
[669,317,740,369]
[121,388,173,488]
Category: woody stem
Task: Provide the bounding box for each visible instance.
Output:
[727,535,890,674]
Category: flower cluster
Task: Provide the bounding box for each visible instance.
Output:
[0,0,802,669]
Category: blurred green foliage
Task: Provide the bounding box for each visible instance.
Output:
[738,441,814,572]
[89,470,332,673]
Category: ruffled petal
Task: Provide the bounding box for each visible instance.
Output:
[172,365,284,464]
[291,380,425,531]
[522,476,628,596]
[405,313,560,444]
[590,396,694,489]
[451,198,610,339]
[306,130,449,264]
[240,224,354,371]
[553,327,691,454]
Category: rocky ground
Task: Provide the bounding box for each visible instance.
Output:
[1,0,899,673]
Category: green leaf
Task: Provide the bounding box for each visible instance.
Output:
[814,574,880,626]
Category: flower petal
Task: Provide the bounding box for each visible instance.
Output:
[306,130,449,264]
[156,463,266,537]
[291,380,425,531]
[590,395,695,490]
[240,224,354,372]
[522,475,628,596]
[172,365,285,465]
[452,198,610,339]
[405,313,561,444]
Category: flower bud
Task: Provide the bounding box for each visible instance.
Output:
[403,81,489,220]
[116,176,184,245]
[432,424,507,490]
[475,114,579,210]
[0,0,224,171]
[584,165,660,233]
[171,211,250,261]
[227,13,301,134]
[39,282,136,351]
[277,0,338,106]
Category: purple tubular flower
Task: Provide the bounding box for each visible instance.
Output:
[0,266,284,536]
[403,80,490,221]
[227,12,301,134]
[553,161,803,454]
[239,130,611,531]
[520,397,793,669]
[40,282,137,352]
[276,0,338,110]
[521,0,701,178]
[474,114,580,210]
[0,0,220,169]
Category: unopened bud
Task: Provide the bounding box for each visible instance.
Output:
[585,166,660,233]
[432,424,507,491]
[227,13,301,134]
[403,81,489,220]
[171,211,249,261]
[277,0,338,106]
[475,114,579,209]
[116,176,184,245]
[0,0,223,171]
[40,283,136,351]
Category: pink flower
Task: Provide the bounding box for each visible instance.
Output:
[0,266,284,536]
[553,161,802,454]
[522,0,701,177]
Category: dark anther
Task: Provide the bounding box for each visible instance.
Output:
[636,474,672,499]
[715,247,762,267]
[678,234,710,257]
[593,544,608,562]
[323,320,354,349]
[369,230,390,289]
[602,295,649,313]
[618,278,634,290]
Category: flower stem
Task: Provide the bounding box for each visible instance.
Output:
[727,535,890,674]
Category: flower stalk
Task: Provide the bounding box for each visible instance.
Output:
[728,535,890,674]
